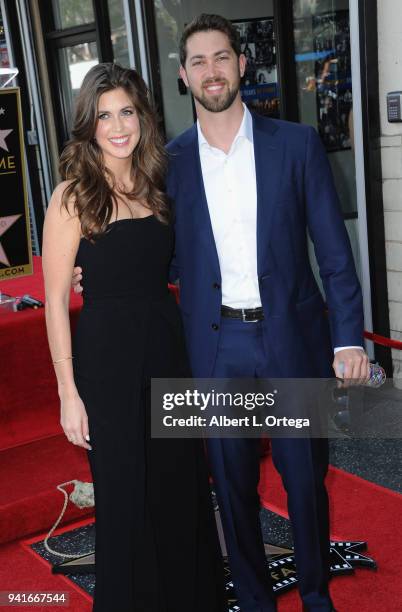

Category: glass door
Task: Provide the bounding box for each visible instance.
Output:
[293,0,356,217]
[56,40,99,134]
[292,0,363,290]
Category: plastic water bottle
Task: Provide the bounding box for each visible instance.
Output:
[338,361,386,389]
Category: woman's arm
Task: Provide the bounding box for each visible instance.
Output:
[42,182,91,450]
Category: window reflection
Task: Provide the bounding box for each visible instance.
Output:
[58,41,98,133]
[52,0,95,29]
[233,18,279,119]
[108,0,131,67]
[293,0,352,153]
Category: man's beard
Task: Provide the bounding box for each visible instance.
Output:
[193,77,240,113]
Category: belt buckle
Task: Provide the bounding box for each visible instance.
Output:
[242,308,256,323]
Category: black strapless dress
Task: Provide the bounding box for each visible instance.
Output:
[73,216,225,612]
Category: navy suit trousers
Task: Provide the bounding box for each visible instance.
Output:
[207,316,333,612]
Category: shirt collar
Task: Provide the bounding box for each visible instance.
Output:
[197,103,253,153]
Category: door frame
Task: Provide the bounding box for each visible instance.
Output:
[351,0,391,369]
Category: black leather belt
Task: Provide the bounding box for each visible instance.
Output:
[221,305,264,322]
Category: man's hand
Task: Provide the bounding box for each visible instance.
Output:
[333,348,370,386]
[72,266,83,294]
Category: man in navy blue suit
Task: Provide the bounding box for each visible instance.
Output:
[166,13,369,612]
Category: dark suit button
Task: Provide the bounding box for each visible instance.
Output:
[213,282,221,289]
[212,323,219,331]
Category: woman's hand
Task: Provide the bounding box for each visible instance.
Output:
[60,391,92,450]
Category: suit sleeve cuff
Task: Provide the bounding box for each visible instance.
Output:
[334,346,364,354]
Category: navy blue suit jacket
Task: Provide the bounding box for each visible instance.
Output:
[166,113,364,378]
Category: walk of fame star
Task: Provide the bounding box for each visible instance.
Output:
[0,214,22,266]
[224,540,376,610]
[0,128,13,152]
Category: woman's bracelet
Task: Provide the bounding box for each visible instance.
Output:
[53,356,74,364]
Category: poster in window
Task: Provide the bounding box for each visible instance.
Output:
[232,17,280,118]
[0,11,10,70]
[295,10,352,152]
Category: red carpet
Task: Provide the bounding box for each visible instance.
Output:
[259,456,402,611]
[0,257,82,451]
[0,434,93,545]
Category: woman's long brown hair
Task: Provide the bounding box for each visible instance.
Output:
[59,63,168,239]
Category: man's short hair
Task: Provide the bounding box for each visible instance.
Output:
[179,13,241,67]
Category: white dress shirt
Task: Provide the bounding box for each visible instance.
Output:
[198,105,261,309]
[197,105,362,354]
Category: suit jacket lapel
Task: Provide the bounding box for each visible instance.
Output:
[179,126,221,279]
[253,113,283,276]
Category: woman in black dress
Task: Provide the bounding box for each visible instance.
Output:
[42,63,225,612]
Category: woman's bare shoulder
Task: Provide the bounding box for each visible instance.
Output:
[48,179,77,219]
